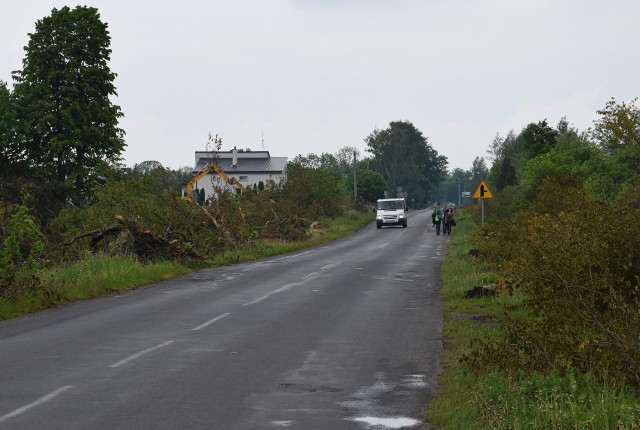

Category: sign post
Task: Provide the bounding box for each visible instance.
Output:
[461,191,471,207]
[472,180,493,226]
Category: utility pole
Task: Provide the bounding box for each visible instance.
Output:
[353,150,357,208]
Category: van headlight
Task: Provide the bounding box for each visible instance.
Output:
[376,214,382,220]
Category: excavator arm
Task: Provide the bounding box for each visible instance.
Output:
[182,162,245,202]
[211,164,245,191]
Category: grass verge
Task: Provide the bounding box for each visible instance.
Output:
[0,210,374,320]
[0,256,190,320]
[426,210,640,429]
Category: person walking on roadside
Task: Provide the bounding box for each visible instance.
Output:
[443,207,453,235]
[433,204,444,236]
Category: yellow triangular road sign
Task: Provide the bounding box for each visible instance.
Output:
[473,180,493,199]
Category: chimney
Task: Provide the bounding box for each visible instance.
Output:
[232,146,238,167]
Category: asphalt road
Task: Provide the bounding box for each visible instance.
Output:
[0,210,447,430]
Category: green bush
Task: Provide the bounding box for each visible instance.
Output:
[0,205,45,297]
[50,177,247,264]
[467,177,640,388]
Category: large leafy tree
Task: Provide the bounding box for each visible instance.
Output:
[12,6,125,203]
[0,81,20,178]
[365,120,447,205]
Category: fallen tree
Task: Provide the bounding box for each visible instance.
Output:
[59,215,205,261]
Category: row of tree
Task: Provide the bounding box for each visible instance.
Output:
[289,119,448,208]
[430,97,640,209]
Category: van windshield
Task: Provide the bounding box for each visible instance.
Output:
[377,200,404,210]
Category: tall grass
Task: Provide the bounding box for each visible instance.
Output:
[0,255,189,319]
[469,371,640,429]
[427,209,640,429]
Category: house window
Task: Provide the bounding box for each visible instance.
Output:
[239,176,248,182]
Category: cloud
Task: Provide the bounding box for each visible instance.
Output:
[3,0,640,173]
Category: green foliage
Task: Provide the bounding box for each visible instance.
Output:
[430,168,473,207]
[0,254,189,319]
[0,205,45,297]
[468,177,640,388]
[128,161,193,194]
[487,131,524,190]
[616,174,640,209]
[0,81,21,178]
[468,156,489,190]
[521,119,559,160]
[11,6,125,204]
[0,209,372,320]
[592,97,640,159]
[291,152,340,172]
[352,168,387,203]
[520,151,580,192]
[50,177,254,263]
[433,100,640,428]
[365,120,447,206]
[49,169,349,263]
[428,208,640,430]
[493,156,517,192]
[282,162,346,219]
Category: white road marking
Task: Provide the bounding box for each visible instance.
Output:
[192,312,230,331]
[109,340,174,368]
[349,416,421,428]
[243,272,319,306]
[365,243,388,252]
[271,250,314,261]
[0,385,73,423]
[321,261,343,270]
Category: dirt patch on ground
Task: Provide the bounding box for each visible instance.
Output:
[463,285,495,298]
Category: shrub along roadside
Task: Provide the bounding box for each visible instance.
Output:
[426,209,640,429]
[0,210,374,320]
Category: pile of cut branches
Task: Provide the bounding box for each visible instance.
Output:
[60,215,205,261]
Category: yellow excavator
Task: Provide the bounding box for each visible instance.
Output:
[182,162,245,202]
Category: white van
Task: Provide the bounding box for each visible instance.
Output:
[376,198,407,229]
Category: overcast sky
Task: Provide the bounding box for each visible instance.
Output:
[2,0,639,171]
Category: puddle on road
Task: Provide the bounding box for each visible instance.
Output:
[401,375,428,389]
[341,372,428,429]
[349,416,421,428]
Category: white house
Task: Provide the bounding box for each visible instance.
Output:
[188,147,288,200]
